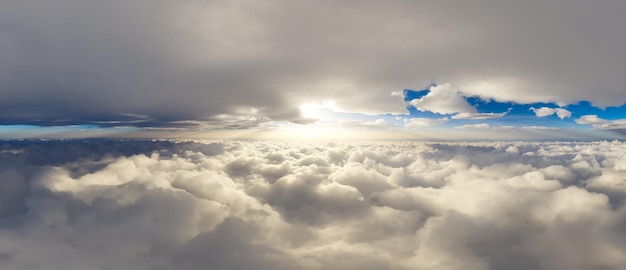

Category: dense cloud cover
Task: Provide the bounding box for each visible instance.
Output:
[2,1,626,128]
[1,139,626,269]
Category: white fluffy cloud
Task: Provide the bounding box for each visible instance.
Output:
[577,115,605,125]
[530,107,572,119]
[410,84,477,115]
[1,140,626,269]
[576,115,626,130]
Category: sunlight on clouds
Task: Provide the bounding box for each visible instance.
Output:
[2,140,626,269]
[298,102,340,121]
[252,122,404,140]
[291,78,408,115]
[458,78,564,105]
[271,123,359,140]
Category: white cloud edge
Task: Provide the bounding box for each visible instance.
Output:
[530,107,572,120]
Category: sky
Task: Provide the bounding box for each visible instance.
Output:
[1,0,626,140]
[4,2,626,268]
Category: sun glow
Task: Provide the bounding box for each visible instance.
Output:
[283,102,403,140]
[244,121,418,140]
[260,123,361,140]
[299,101,341,120]
[286,102,367,139]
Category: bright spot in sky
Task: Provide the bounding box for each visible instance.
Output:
[280,125,347,139]
[257,122,362,140]
[299,101,341,120]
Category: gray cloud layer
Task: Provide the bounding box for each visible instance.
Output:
[1,139,626,269]
[1,1,626,128]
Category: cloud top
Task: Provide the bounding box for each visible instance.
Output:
[1,139,626,269]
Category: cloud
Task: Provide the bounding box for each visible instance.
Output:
[530,107,572,119]
[404,117,449,128]
[1,1,626,130]
[409,84,477,115]
[576,115,626,131]
[455,123,492,130]
[2,139,626,269]
[339,119,392,129]
[451,111,509,120]
[521,126,562,131]
[455,124,560,132]
[576,115,605,125]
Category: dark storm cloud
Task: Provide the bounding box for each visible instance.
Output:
[1,139,626,269]
[1,1,626,129]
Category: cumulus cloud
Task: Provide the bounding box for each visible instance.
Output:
[409,84,477,115]
[530,107,572,119]
[576,115,626,131]
[1,139,626,269]
[577,115,606,125]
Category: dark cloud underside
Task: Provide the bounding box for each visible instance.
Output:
[1,1,626,129]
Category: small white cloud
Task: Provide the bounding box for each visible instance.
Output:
[492,125,517,131]
[452,110,509,120]
[576,115,605,125]
[576,115,626,130]
[455,123,491,129]
[530,107,572,119]
[365,119,390,127]
[339,119,391,129]
[555,109,572,119]
[455,124,557,131]
[521,125,562,131]
[390,91,404,97]
[409,84,477,115]
[404,117,448,128]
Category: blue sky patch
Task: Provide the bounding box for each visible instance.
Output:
[403,85,626,132]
